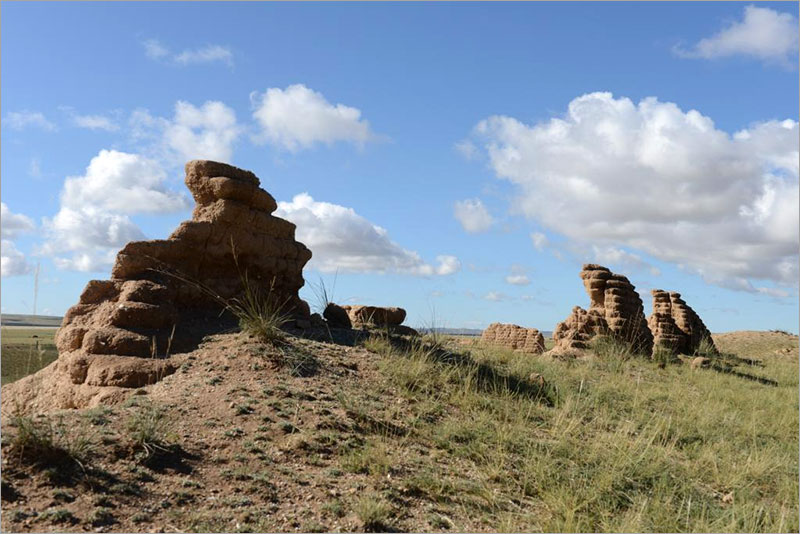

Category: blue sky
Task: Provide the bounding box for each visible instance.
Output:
[2,2,798,333]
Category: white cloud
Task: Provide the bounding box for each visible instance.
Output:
[1,240,32,277]
[175,45,234,67]
[505,274,530,286]
[675,5,798,65]
[251,84,376,151]
[3,111,56,131]
[165,101,241,162]
[454,198,494,233]
[454,139,478,160]
[505,264,530,286]
[131,101,242,163]
[60,150,187,214]
[1,203,35,239]
[73,114,119,131]
[433,255,462,276]
[592,245,661,277]
[143,39,169,59]
[473,92,799,294]
[530,231,549,251]
[484,291,510,302]
[276,193,460,276]
[143,39,233,66]
[28,158,42,178]
[59,106,120,131]
[40,150,188,272]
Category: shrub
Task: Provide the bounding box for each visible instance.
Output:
[89,507,115,526]
[39,508,77,524]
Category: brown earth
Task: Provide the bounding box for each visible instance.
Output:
[1,332,429,533]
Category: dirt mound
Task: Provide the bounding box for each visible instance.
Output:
[480,323,545,354]
[551,264,652,355]
[3,160,312,413]
[713,330,799,359]
[2,329,794,533]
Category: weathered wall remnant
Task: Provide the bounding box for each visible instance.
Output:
[481,323,545,354]
[649,290,716,355]
[5,160,313,411]
[552,264,653,355]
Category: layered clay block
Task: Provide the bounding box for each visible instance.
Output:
[8,161,315,410]
[342,305,406,327]
[649,290,716,355]
[481,323,545,354]
[552,264,653,355]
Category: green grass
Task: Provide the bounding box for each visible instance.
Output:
[1,327,58,385]
[360,332,798,532]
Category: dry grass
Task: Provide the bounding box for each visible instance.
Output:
[1,330,795,532]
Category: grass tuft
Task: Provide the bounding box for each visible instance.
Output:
[355,494,393,532]
[229,276,291,345]
[126,404,174,465]
[7,413,92,470]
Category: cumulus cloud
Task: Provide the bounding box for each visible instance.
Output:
[1,203,35,239]
[453,198,494,233]
[675,5,798,65]
[472,92,799,294]
[251,84,376,151]
[40,150,188,272]
[3,111,56,131]
[1,240,32,277]
[131,100,242,163]
[143,39,233,66]
[276,193,460,276]
[505,265,530,286]
[592,245,661,277]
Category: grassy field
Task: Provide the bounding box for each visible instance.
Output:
[1,314,63,327]
[1,328,796,532]
[1,327,58,385]
[358,333,799,532]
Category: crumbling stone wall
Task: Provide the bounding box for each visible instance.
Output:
[552,264,653,355]
[7,160,313,411]
[481,323,545,354]
[649,290,716,355]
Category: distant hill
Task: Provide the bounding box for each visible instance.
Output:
[417,327,554,338]
[1,314,63,327]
